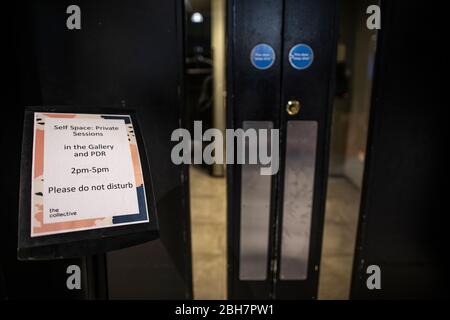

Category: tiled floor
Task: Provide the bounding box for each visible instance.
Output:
[189,166,360,300]
[318,177,361,300]
[190,166,227,299]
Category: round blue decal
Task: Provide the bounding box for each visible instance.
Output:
[250,44,276,70]
[289,44,314,70]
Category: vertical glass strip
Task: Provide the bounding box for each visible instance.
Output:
[239,121,273,280]
[280,121,318,280]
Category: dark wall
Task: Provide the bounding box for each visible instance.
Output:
[351,1,447,299]
[2,0,191,299]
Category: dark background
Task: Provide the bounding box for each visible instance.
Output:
[1,0,191,299]
[1,0,448,300]
[350,0,448,299]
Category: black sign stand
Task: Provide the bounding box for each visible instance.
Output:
[18,106,159,260]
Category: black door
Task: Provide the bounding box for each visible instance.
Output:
[350,0,448,299]
[227,0,337,299]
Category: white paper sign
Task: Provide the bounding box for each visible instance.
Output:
[31,113,149,237]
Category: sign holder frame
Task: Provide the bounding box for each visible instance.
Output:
[18,106,159,260]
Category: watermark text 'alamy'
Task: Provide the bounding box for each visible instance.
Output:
[171,121,279,175]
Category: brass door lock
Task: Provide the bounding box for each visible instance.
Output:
[286,100,301,116]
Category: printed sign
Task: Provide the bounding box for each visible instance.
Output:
[31,112,149,237]
[250,43,276,70]
[289,44,314,70]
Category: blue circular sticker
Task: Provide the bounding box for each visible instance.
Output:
[289,44,314,70]
[250,44,276,70]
